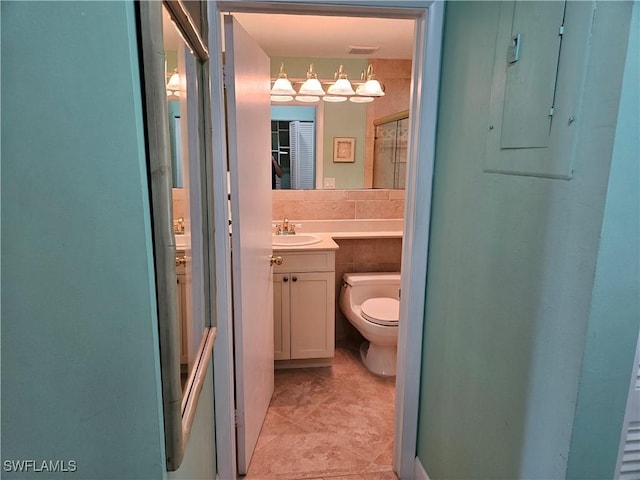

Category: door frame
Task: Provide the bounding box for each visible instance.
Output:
[207,2,444,478]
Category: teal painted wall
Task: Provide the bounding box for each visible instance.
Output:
[1,2,217,478]
[416,2,636,479]
[270,57,368,189]
[566,3,640,477]
[1,2,166,478]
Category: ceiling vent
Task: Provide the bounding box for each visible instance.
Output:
[348,45,380,55]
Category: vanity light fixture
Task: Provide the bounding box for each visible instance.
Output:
[269,63,385,104]
[298,64,325,96]
[326,64,355,96]
[270,62,296,96]
[166,69,181,97]
[356,64,385,97]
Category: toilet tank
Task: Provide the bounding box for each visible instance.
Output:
[342,272,401,305]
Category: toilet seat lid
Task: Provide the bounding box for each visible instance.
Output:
[361,297,399,326]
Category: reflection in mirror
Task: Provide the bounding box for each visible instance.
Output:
[163,5,203,394]
[266,57,413,190]
[374,112,409,189]
[271,106,316,190]
[168,101,182,188]
[139,0,215,470]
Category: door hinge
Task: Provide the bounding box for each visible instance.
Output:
[222,64,228,89]
[549,107,555,117]
[234,409,238,427]
[559,25,565,36]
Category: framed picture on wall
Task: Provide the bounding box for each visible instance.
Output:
[333,137,355,163]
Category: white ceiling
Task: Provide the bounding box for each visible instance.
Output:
[231,13,415,60]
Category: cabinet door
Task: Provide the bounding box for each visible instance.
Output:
[273,273,291,360]
[290,272,335,359]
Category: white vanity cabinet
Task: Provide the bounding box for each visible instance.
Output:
[273,250,335,365]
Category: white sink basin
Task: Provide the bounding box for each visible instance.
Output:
[272,234,322,246]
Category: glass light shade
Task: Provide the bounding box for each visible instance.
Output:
[166,72,181,91]
[271,95,294,102]
[296,95,320,103]
[271,77,296,96]
[327,78,355,96]
[358,79,385,97]
[323,96,347,103]
[299,78,325,96]
[349,96,374,103]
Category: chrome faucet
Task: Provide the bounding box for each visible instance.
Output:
[173,217,185,235]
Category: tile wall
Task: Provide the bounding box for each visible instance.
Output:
[272,189,405,221]
[172,188,186,221]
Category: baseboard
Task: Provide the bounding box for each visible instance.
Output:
[275,358,332,369]
[414,457,430,480]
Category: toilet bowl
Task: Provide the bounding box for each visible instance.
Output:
[339,272,401,376]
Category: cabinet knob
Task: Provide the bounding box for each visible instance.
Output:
[292,276,298,282]
[270,255,283,266]
[283,276,288,282]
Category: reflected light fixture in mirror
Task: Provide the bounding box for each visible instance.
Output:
[166,69,180,97]
[350,96,374,103]
[323,95,347,102]
[271,95,294,102]
[297,96,321,103]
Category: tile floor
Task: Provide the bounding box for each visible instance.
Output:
[244,344,398,480]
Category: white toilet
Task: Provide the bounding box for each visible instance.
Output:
[339,272,401,376]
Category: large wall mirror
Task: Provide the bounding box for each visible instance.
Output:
[245,33,414,191]
[271,103,410,190]
[138,0,216,471]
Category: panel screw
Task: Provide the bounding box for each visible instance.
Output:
[568,116,575,125]
[489,125,494,130]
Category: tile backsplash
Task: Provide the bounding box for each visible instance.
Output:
[272,189,405,221]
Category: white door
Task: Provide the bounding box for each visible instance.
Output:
[224,15,275,475]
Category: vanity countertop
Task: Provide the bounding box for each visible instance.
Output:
[272,220,404,252]
[272,233,339,252]
[272,219,403,251]
[325,230,402,240]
